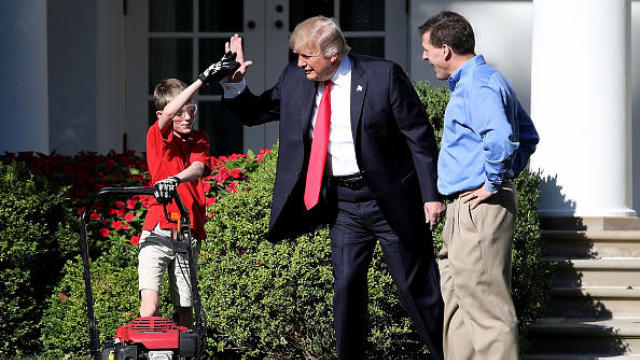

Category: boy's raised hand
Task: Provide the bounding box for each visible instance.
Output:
[225,34,253,82]
[199,52,240,87]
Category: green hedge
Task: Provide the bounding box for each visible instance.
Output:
[0,161,78,356]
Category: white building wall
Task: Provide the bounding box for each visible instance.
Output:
[0,1,49,154]
[47,0,97,154]
[632,1,640,216]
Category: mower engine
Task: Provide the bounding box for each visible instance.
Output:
[101,317,200,360]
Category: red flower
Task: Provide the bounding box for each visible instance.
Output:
[111,220,123,231]
[206,197,217,207]
[122,223,131,230]
[126,199,138,210]
[115,208,126,217]
[115,200,126,209]
[105,159,116,170]
[229,169,244,179]
[130,234,140,246]
[203,181,212,193]
[216,168,229,184]
[257,148,271,162]
[90,212,101,220]
[99,228,110,238]
[124,212,135,222]
[226,182,238,193]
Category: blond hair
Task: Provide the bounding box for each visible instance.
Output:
[153,78,189,111]
[289,16,350,59]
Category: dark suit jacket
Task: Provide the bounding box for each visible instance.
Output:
[224,54,440,243]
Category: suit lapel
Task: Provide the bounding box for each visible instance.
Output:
[350,55,367,142]
[300,79,319,137]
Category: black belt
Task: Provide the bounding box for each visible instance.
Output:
[330,173,366,190]
[443,180,514,201]
[443,191,463,202]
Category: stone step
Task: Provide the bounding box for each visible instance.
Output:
[548,258,640,287]
[547,287,640,318]
[540,217,640,232]
[543,230,640,258]
[528,318,640,354]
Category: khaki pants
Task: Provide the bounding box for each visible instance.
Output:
[438,182,518,360]
[138,224,201,307]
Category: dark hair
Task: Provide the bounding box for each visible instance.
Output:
[418,11,475,56]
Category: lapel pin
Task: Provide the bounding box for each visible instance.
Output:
[356,85,363,92]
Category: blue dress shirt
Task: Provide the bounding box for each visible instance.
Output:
[437,55,539,195]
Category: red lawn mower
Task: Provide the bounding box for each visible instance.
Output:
[80,186,207,360]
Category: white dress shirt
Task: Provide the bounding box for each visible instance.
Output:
[220,56,360,176]
[309,56,359,176]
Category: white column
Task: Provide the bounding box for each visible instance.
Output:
[0,0,49,153]
[530,0,634,218]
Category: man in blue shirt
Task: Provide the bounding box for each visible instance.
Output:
[419,11,539,360]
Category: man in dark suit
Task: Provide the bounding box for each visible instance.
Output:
[220,16,445,360]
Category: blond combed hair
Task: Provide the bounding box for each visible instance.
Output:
[289,16,350,59]
[153,78,189,111]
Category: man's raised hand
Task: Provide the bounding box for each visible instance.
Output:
[225,34,253,82]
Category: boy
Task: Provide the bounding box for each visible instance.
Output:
[139,54,238,327]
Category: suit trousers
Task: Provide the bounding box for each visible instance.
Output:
[437,182,518,360]
[329,184,444,360]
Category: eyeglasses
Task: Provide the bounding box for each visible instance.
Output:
[173,104,197,121]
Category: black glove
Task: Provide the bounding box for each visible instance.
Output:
[198,51,240,87]
[153,176,180,205]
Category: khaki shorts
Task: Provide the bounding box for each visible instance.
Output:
[138,224,201,307]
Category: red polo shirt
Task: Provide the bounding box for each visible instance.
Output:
[143,120,211,240]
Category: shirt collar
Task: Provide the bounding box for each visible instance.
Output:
[167,128,195,144]
[329,55,351,87]
[448,54,486,92]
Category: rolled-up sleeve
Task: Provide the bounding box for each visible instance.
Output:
[472,86,519,193]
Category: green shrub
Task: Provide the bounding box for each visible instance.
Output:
[413,81,449,142]
[0,161,78,356]
[511,170,554,350]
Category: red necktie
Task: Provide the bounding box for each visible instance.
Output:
[304,80,334,210]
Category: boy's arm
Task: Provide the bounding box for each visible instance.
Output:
[172,161,207,183]
[158,52,240,130]
[157,80,204,131]
[153,161,207,204]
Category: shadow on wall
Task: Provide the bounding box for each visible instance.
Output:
[538,173,576,219]
[529,174,628,355]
